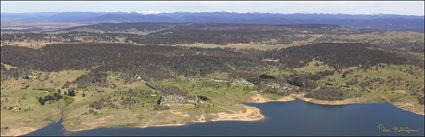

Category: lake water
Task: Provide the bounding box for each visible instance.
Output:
[24,100,424,136]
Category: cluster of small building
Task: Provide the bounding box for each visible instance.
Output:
[158,94,199,106]
[231,79,255,88]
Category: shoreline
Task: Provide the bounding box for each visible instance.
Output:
[249,93,298,103]
[209,105,264,122]
[65,104,264,133]
[394,102,425,116]
[0,127,37,137]
[60,94,425,133]
[250,93,424,116]
[299,95,424,116]
[8,94,423,136]
[297,94,365,106]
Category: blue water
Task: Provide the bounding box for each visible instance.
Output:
[24,100,424,136]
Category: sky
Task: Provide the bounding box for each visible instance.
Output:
[1,1,424,16]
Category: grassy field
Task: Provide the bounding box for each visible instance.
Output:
[57,75,257,131]
[1,89,64,135]
[294,59,335,74]
[1,70,86,135]
[1,62,423,135]
[313,64,424,104]
[1,21,424,136]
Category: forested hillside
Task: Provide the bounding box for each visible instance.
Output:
[1,22,424,136]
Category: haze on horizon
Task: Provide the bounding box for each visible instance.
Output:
[1,1,424,16]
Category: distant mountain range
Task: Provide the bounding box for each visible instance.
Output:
[1,12,424,32]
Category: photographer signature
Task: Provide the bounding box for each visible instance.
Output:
[377,124,419,134]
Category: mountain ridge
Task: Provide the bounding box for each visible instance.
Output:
[2,12,424,32]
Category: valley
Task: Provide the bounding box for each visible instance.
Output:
[1,22,424,136]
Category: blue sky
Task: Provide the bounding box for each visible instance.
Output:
[1,1,424,15]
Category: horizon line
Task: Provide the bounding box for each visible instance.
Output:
[1,11,424,16]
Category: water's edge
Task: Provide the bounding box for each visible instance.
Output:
[24,100,425,136]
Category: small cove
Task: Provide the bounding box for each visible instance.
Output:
[24,100,424,136]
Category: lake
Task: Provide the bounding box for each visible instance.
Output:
[24,100,424,136]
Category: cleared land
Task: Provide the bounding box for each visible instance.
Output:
[1,23,424,136]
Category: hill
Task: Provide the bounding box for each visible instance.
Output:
[2,12,424,32]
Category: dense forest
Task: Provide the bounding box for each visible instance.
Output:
[1,22,424,110]
[266,43,424,68]
[2,23,423,53]
[1,22,424,136]
[2,43,423,102]
[3,43,422,79]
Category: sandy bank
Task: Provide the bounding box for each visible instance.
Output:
[300,95,424,116]
[394,102,424,116]
[249,93,424,116]
[0,127,36,137]
[66,105,264,133]
[20,93,424,135]
[145,105,264,127]
[249,93,297,103]
[297,95,364,105]
[143,123,187,128]
[209,105,264,122]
